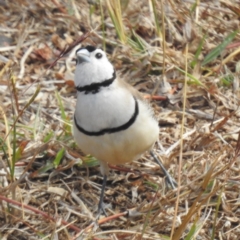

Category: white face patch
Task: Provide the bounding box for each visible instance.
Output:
[74,47,114,88]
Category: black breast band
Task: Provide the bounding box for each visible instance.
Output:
[74,97,139,136]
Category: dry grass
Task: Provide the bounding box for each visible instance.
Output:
[0,0,240,239]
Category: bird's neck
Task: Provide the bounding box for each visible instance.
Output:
[76,70,116,95]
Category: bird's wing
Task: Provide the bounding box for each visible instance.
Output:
[117,78,146,101]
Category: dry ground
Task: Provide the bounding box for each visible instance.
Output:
[1,0,240,239]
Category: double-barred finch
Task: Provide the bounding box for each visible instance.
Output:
[73,46,176,215]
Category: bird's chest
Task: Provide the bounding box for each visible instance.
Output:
[75,89,135,132]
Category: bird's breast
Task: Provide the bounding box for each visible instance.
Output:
[74,87,136,132]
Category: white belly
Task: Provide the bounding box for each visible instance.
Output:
[73,100,159,165]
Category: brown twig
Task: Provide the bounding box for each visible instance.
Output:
[0,195,81,233]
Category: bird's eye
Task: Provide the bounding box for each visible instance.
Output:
[95,53,102,59]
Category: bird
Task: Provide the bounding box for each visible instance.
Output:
[73,45,176,215]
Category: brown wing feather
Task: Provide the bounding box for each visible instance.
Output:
[117,78,145,101]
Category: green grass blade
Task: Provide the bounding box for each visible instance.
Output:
[202,30,238,66]
[83,155,99,167]
[43,130,54,143]
[0,138,7,159]
[98,0,106,51]
[55,91,71,135]
[185,222,197,240]
[128,30,147,52]
[55,91,67,120]
[211,189,222,240]
[54,148,65,167]
[11,116,17,180]
[191,35,206,68]
[175,66,204,86]
[106,0,126,43]
[151,0,161,38]
[34,161,55,175]
[144,180,159,191]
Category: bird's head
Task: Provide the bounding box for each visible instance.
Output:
[74,46,115,88]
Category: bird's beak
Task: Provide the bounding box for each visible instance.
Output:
[76,49,91,64]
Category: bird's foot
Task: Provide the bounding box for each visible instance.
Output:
[150,150,177,189]
[96,201,108,219]
[165,173,178,189]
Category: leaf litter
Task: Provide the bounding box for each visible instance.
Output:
[0,0,240,239]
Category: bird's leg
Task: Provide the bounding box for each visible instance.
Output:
[149,150,177,189]
[96,161,110,217]
[97,174,108,216]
